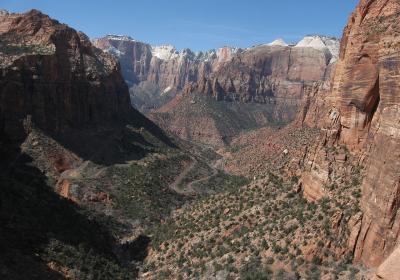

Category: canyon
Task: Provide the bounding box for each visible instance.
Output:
[94,34,340,146]
[0,9,183,279]
[93,34,339,104]
[1,0,400,279]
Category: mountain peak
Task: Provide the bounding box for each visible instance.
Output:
[267,38,289,47]
[151,44,178,60]
[104,34,136,42]
[295,35,340,63]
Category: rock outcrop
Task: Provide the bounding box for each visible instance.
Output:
[300,0,400,268]
[93,35,240,94]
[0,10,137,141]
[336,0,400,267]
[93,34,339,146]
[0,9,177,279]
[94,35,339,114]
[185,43,333,102]
[372,246,400,280]
[92,35,153,86]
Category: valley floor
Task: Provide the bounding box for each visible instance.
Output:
[138,125,371,279]
[1,122,371,280]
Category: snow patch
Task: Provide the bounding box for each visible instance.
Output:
[105,35,136,42]
[197,49,217,62]
[105,45,124,57]
[267,38,288,47]
[151,45,179,60]
[295,35,340,63]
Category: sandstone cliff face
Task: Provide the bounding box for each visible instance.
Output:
[337,0,400,267]
[95,35,339,114]
[372,246,400,280]
[93,36,219,94]
[0,10,134,141]
[154,41,336,146]
[187,44,334,104]
[92,35,153,86]
[0,10,177,279]
[300,0,400,268]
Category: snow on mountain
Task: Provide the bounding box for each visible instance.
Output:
[194,47,239,63]
[180,48,196,61]
[216,46,241,62]
[106,45,124,57]
[104,35,136,42]
[267,38,289,47]
[150,44,239,63]
[196,50,217,62]
[91,36,134,57]
[0,9,9,17]
[97,34,339,64]
[295,35,340,63]
[151,45,179,60]
[320,37,340,62]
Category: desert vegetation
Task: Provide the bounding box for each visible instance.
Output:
[141,146,366,279]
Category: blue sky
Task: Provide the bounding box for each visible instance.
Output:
[1,0,359,51]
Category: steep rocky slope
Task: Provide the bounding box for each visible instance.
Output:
[183,36,338,104]
[93,35,240,89]
[0,9,192,279]
[300,0,400,271]
[150,93,286,147]
[94,34,340,147]
[0,10,131,138]
[94,35,339,111]
[0,11,253,280]
[142,157,367,279]
[93,36,241,112]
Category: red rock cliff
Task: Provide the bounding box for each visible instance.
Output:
[302,0,400,268]
[95,35,339,115]
[0,10,133,141]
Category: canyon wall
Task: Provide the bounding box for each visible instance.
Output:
[0,10,155,143]
[93,35,241,90]
[0,9,174,173]
[183,40,337,103]
[301,0,400,268]
[94,35,341,146]
[94,35,339,114]
[0,10,129,138]
[337,0,400,267]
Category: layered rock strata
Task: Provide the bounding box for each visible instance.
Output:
[300,0,400,268]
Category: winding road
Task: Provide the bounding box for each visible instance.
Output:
[169,155,219,196]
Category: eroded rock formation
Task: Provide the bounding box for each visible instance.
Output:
[372,246,400,280]
[0,9,136,141]
[94,35,339,113]
[92,36,239,94]
[300,0,400,268]
[0,9,176,279]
